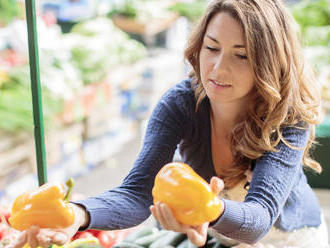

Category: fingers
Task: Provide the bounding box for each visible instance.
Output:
[37,230,67,248]
[36,232,52,248]
[52,232,69,245]
[150,203,168,228]
[38,229,69,246]
[150,204,160,224]
[150,202,209,247]
[210,177,224,195]
[150,203,188,233]
[8,231,27,248]
[27,226,40,248]
[186,222,208,247]
[159,203,187,232]
[9,229,69,248]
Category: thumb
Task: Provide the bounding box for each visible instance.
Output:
[210,177,224,195]
[186,226,208,247]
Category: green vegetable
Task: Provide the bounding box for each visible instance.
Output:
[174,238,198,248]
[187,241,198,248]
[0,83,62,132]
[69,18,146,85]
[212,243,225,248]
[291,0,330,31]
[71,46,108,85]
[177,239,189,248]
[134,230,168,247]
[168,0,207,22]
[124,226,158,243]
[108,0,137,18]
[0,0,22,25]
[205,237,228,248]
[149,231,185,248]
[112,242,144,248]
[75,245,103,248]
[304,25,330,46]
[0,65,63,133]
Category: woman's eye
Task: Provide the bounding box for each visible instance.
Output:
[205,46,218,52]
[236,54,248,59]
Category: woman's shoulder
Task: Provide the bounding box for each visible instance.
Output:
[280,121,310,147]
[160,78,197,112]
[163,78,195,100]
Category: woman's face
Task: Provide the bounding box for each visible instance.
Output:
[199,12,255,106]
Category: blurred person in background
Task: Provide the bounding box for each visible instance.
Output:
[9,0,328,247]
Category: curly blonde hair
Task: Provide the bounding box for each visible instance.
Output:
[184,0,322,187]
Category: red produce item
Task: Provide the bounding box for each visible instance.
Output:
[0,223,7,240]
[97,231,116,248]
[87,229,102,236]
[73,231,94,240]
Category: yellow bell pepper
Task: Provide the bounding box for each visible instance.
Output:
[9,179,75,231]
[152,162,222,226]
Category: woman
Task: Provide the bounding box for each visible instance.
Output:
[10,0,328,247]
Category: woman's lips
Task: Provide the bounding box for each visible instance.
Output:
[210,79,232,88]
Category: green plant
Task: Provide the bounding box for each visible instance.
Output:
[291,0,330,31]
[0,0,22,26]
[168,0,207,22]
[108,0,137,19]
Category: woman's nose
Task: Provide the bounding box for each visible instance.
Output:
[213,53,229,75]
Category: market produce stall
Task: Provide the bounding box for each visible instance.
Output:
[0,0,140,247]
[0,0,329,247]
[0,0,188,247]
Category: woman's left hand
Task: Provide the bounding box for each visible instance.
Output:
[150,176,224,247]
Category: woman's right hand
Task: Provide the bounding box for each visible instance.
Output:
[150,176,225,247]
[8,203,89,248]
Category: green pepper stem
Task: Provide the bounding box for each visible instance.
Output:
[64,178,75,203]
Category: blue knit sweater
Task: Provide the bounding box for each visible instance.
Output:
[76,79,322,244]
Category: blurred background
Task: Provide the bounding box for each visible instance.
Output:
[0,0,329,243]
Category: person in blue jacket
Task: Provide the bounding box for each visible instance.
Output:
[10,0,328,247]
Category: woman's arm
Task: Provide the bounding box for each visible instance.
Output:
[74,81,193,230]
[210,124,310,244]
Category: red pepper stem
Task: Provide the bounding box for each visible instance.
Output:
[64,178,75,203]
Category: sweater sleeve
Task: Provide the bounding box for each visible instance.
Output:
[210,124,310,244]
[74,82,192,230]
